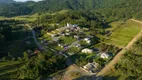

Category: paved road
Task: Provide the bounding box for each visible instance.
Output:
[97,19,142,76]
[26,24,45,50]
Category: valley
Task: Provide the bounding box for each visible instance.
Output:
[0,0,142,80]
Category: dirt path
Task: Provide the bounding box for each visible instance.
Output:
[97,19,142,76]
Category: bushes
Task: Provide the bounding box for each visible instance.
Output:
[18,52,67,79]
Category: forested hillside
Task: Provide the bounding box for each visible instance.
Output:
[0,0,142,21]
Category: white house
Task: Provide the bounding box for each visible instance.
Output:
[66,29,70,32]
[67,23,78,28]
[67,23,73,27]
[83,62,99,73]
[84,38,91,44]
[100,52,110,59]
[65,33,70,36]
[76,27,80,30]
[74,35,79,39]
[82,48,93,53]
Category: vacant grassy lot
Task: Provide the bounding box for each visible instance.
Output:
[60,36,76,45]
[105,19,142,47]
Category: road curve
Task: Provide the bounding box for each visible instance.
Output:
[97,19,142,76]
[26,24,45,50]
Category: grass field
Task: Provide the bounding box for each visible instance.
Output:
[0,16,5,20]
[105,19,142,47]
[0,14,38,22]
[10,14,38,22]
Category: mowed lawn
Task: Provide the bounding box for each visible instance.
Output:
[105,19,142,47]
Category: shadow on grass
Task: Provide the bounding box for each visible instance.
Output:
[74,75,119,80]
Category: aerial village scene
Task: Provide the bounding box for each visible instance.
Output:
[32,23,121,78]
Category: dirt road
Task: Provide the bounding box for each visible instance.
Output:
[97,19,142,76]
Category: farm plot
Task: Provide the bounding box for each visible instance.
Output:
[105,19,142,47]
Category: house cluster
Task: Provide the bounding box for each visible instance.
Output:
[45,23,94,50]
[48,23,81,38]
[82,52,110,73]
[81,48,110,59]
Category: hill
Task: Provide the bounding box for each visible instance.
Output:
[0,0,142,21]
[0,0,15,4]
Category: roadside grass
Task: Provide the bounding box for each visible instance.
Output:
[42,34,52,41]
[105,19,142,47]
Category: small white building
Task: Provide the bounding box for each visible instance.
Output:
[84,38,91,44]
[100,52,110,59]
[75,44,81,48]
[58,44,63,48]
[73,24,78,27]
[82,48,93,53]
[51,34,55,37]
[61,33,65,36]
[65,33,70,36]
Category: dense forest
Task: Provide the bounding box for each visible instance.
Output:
[0,20,67,79]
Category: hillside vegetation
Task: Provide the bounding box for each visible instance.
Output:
[104,38,142,80]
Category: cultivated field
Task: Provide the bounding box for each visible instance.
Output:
[105,19,142,47]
